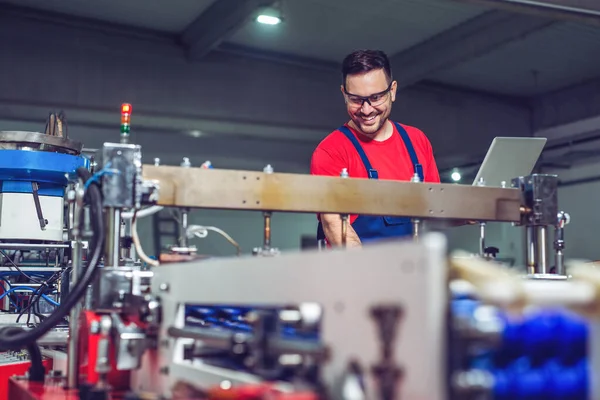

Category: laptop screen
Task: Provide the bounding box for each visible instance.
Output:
[472,137,547,187]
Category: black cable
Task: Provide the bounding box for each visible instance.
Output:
[0,250,44,284]
[0,167,104,350]
[16,269,62,325]
[0,327,45,381]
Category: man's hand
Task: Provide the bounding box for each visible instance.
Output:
[321,213,362,248]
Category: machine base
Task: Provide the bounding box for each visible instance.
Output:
[9,376,130,400]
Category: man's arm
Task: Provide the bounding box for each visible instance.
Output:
[320,213,362,248]
[310,146,362,247]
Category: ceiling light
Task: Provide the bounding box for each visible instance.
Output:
[256,14,281,25]
[451,171,461,182]
[188,130,203,138]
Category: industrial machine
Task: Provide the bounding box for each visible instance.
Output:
[0,104,597,400]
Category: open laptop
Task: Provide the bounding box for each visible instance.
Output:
[472,137,547,187]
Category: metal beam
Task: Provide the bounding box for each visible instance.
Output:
[142,165,523,222]
[180,0,276,60]
[392,10,556,89]
[0,99,327,144]
[216,43,341,73]
[532,76,600,134]
[452,0,600,26]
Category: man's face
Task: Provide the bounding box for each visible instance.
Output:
[342,69,396,137]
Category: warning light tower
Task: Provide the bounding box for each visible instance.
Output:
[120,103,132,144]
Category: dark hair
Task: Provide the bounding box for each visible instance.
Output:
[342,50,392,87]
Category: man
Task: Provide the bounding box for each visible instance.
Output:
[310,49,440,247]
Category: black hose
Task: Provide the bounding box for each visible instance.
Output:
[0,327,45,381]
[26,341,45,382]
[0,167,105,350]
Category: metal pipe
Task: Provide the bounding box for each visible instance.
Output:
[536,226,548,274]
[104,208,121,267]
[526,226,536,274]
[66,185,84,389]
[66,242,82,388]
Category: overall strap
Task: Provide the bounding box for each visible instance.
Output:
[338,125,378,179]
[393,122,424,182]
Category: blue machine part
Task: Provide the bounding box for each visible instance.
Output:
[185,305,321,341]
[0,150,89,197]
[452,298,589,400]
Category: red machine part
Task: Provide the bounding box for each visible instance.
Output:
[8,377,130,400]
[9,378,81,400]
[77,310,131,390]
[10,379,318,400]
[204,383,319,399]
[0,357,52,400]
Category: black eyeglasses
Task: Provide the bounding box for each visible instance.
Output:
[343,81,393,107]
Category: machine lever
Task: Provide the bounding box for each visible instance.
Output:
[31,182,48,230]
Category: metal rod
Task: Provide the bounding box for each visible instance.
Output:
[555,248,565,275]
[263,212,272,249]
[168,326,326,359]
[413,219,420,242]
[479,222,486,256]
[555,212,568,276]
[536,226,548,274]
[0,243,69,250]
[104,208,121,267]
[0,267,62,271]
[66,185,84,389]
[341,215,348,247]
[121,218,134,260]
[66,240,82,388]
[526,226,536,274]
[180,209,189,248]
[168,326,238,350]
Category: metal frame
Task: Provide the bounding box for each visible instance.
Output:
[142,165,522,222]
[133,233,449,400]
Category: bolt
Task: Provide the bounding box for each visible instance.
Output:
[159,283,169,292]
[90,320,100,334]
[558,211,571,225]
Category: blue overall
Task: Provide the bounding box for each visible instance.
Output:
[317,122,424,244]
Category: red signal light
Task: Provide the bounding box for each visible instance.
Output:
[121,103,131,114]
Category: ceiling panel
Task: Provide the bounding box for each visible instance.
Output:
[430,21,600,96]
[0,0,215,32]
[226,0,489,62]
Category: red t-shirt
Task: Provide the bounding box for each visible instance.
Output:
[310,121,440,224]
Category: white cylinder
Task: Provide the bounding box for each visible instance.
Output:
[0,193,64,241]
